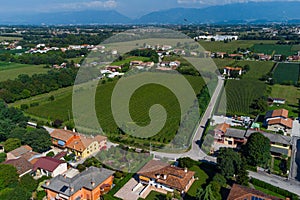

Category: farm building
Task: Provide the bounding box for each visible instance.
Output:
[223,66,242,76]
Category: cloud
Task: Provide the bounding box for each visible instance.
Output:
[59,0,117,10]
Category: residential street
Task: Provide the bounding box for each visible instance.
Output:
[249,171,300,196]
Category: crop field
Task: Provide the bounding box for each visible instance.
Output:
[110,56,151,66]
[22,74,206,144]
[0,36,22,41]
[273,63,300,84]
[252,44,295,55]
[0,62,49,81]
[221,79,267,116]
[199,40,276,53]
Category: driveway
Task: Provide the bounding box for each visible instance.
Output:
[114,178,141,200]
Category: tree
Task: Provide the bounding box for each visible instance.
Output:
[236,165,249,186]
[217,148,242,179]
[0,164,18,190]
[0,153,6,163]
[4,138,21,152]
[242,132,271,167]
[230,70,240,78]
[23,129,51,153]
[251,97,268,114]
[196,184,220,200]
[212,173,227,187]
[177,157,198,168]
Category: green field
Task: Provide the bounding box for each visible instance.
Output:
[271,85,300,106]
[19,74,206,145]
[0,36,22,41]
[111,56,151,66]
[222,80,268,116]
[199,40,276,53]
[252,44,295,55]
[273,63,300,84]
[0,62,49,81]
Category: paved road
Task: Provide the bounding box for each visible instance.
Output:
[151,76,224,163]
[249,171,300,196]
[290,137,300,181]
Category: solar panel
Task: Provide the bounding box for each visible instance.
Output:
[60,185,68,192]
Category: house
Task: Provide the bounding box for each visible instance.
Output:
[214,123,230,142]
[137,160,195,194]
[33,157,67,177]
[223,66,242,76]
[223,128,247,148]
[216,52,227,58]
[6,145,39,161]
[273,54,282,61]
[130,60,144,66]
[264,109,293,135]
[227,184,284,200]
[268,97,286,105]
[169,61,181,69]
[222,128,292,157]
[42,166,115,200]
[50,129,107,159]
[66,134,107,159]
[3,157,33,177]
[106,65,122,72]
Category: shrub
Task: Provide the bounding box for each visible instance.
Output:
[20,104,29,110]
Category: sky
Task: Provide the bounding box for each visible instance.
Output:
[0,0,298,18]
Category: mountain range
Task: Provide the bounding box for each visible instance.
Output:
[1,1,300,25]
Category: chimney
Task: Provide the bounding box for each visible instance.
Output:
[91,181,95,187]
[64,126,67,130]
[163,174,167,180]
[46,180,50,186]
[156,174,160,179]
[184,167,188,173]
[63,174,67,179]
[72,128,76,132]
[70,186,74,192]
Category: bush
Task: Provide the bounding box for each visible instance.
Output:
[46,151,55,157]
[20,104,29,110]
[177,157,198,168]
[250,178,298,199]
[30,102,39,107]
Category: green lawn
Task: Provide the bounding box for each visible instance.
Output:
[142,191,166,200]
[199,40,276,53]
[0,62,49,81]
[241,61,274,80]
[222,79,268,116]
[253,185,285,199]
[271,84,300,105]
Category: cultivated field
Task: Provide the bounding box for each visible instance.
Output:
[222,79,267,116]
[0,62,49,81]
[273,63,300,84]
[0,36,22,41]
[252,44,296,55]
[199,40,276,53]
[20,75,206,144]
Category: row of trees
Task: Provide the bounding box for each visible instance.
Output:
[0,68,79,103]
[0,49,87,65]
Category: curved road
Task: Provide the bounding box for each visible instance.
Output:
[151,76,224,162]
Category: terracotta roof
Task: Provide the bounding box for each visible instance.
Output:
[53,151,67,159]
[268,118,293,129]
[225,66,242,71]
[66,134,107,153]
[227,184,283,200]
[272,109,289,118]
[215,123,230,133]
[50,129,76,142]
[8,145,32,157]
[4,157,33,175]
[33,157,65,172]
[22,151,39,161]
[138,160,195,191]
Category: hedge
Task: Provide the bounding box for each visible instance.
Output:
[250,178,298,199]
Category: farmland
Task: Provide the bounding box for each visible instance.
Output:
[18,74,206,147]
[252,44,296,56]
[0,62,49,81]
[0,36,22,41]
[273,63,300,84]
[220,79,268,116]
[199,40,276,53]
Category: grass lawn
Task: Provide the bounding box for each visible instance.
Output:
[0,62,48,81]
[222,79,268,116]
[199,40,276,53]
[271,84,300,105]
[241,61,274,80]
[142,191,166,200]
[253,185,285,199]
